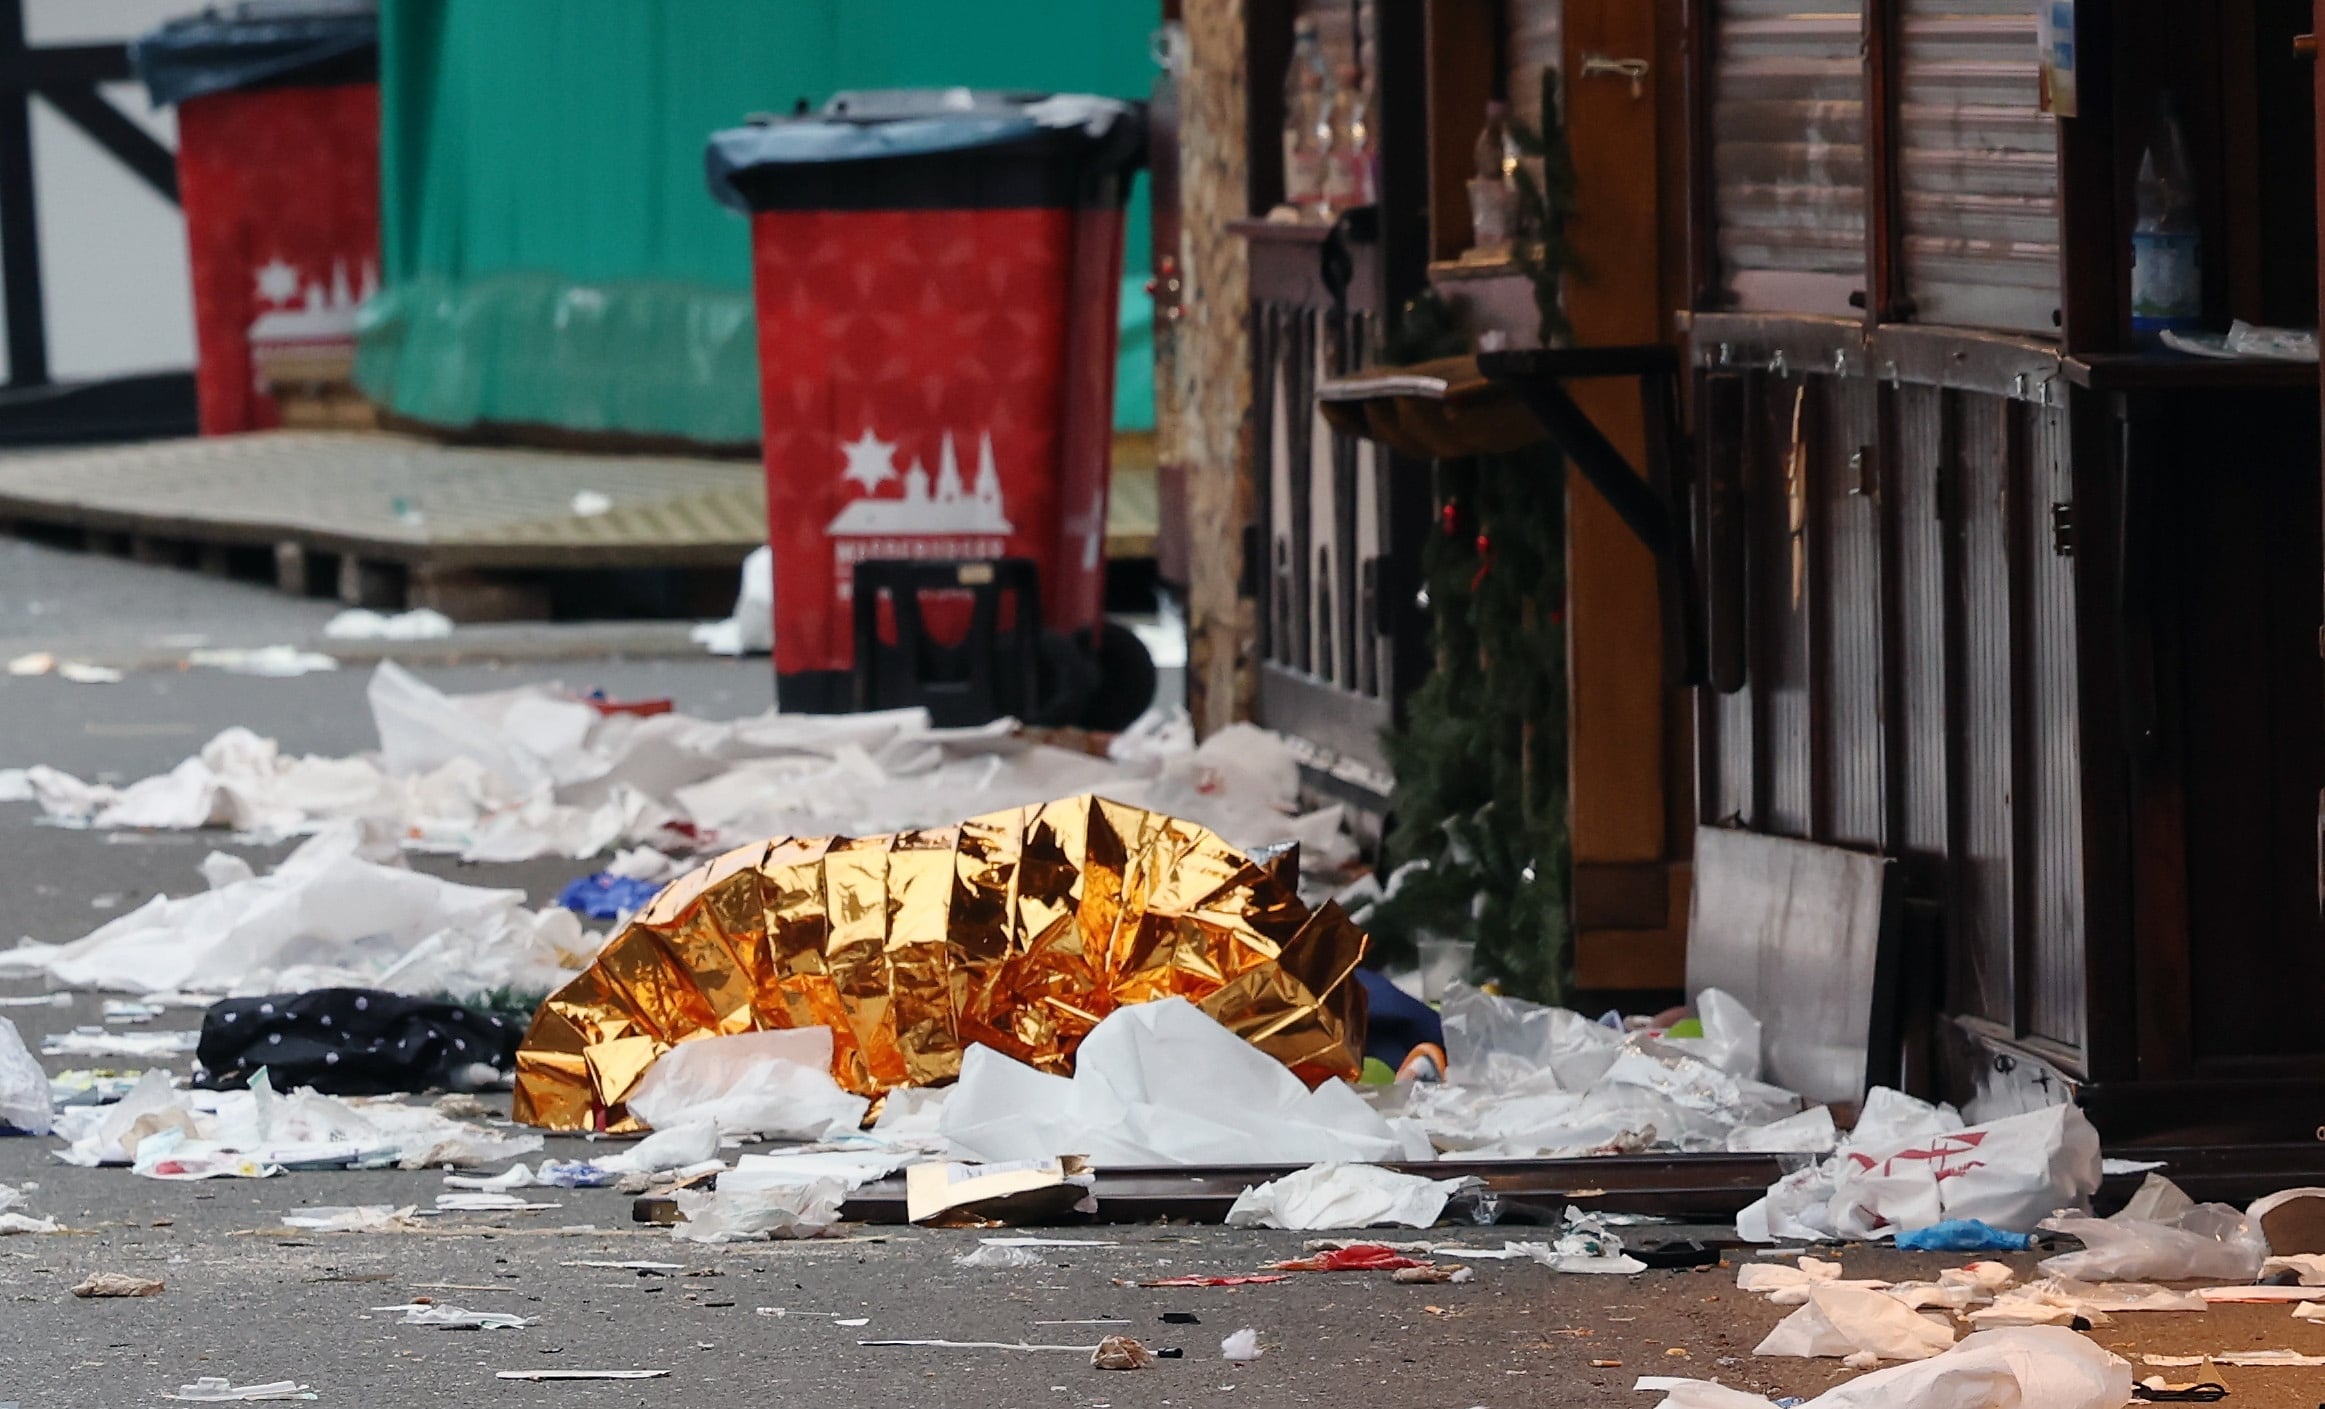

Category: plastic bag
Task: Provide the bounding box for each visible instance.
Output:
[1641,1326,2132,1409]
[625,1027,868,1141]
[1753,1283,1957,1362]
[0,1017,53,1135]
[2038,1176,2265,1283]
[1223,1163,1479,1231]
[1827,1103,2101,1240]
[671,1179,845,1242]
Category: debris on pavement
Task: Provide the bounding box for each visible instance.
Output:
[1225,1163,1477,1230]
[186,645,340,678]
[2248,1185,2325,1253]
[434,1191,560,1213]
[324,607,455,641]
[955,1243,1049,1269]
[0,1015,54,1134]
[162,1378,317,1401]
[691,545,772,656]
[2038,1177,2266,1282]
[39,1027,202,1060]
[1090,1334,1157,1370]
[861,1339,1106,1353]
[1640,1326,2131,1409]
[1752,1283,1956,1362]
[280,1205,414,1232]
[197,988,523,1096]
[905,1155,1096,1225]
[2261,1250,2325,1283]
[670,1178,846,1242]
[1894,1219,2034,1253]
[1221,1327,1262,1362]
[1133,1274,1292,1288]
[72,1272,165,1297]
[1390,1263,1475,1283]
[494,1369,668,1381]
[622,1026,868,1141]
[1270,1243,1431,1272]
[375,1301,534,1329]
[0,821,595,1004]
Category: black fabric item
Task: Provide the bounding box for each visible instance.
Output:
[131,3,378,108]
[196,988,521,1096]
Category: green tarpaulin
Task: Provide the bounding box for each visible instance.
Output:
[359,0,1156,445]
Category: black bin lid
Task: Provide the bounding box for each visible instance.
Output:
[131,1,378,108]
[706,89,1148,214]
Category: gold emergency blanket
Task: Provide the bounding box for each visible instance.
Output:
[513,795,1369,1132]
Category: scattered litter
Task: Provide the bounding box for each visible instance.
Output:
[2039,1177,2265,1283]
[281,1206,414,1233]
[1091,1335,1156,1370]
[1392,1264,1475,1284]
[554,870,663,921]
[956,1244,1049,1270]
[2247,1186,2325,1254]
[186,646,339,678]
[0,767,30,802]
[722,1148,915,1194]
[2289,1301,2325,1321]
[1135,1274,1290,1288]
[1735,1256,1848,1305]
[981,1236,1118,1248]
[375,1302,534,1329]
[861,1339,1103,1353]
[2194,1284,2325,1303]
[1221,1328,1261,1362]
[1271,1243,1430,1272]
[561,1260,685,1271]
[0,992,71,1008]
[1224,1163,1478,1230]
[72,1272,164,1297]
[1895,1219,2034,1253]
[323,608,455,641]
[0,1016,54,1134]
[593,1120,721,1178]
[2104,1158,2169,1176]
[0,1212,61,1234]
[2261,1251,2325,1284]
[1753,1284,1956,1362]
[1641,1326,2130,1409]
[199,989,522,1097]
[671,1179,846,1242]
[536,1159,620,1189]
[0,820,594,1005]
[692,545,772,656]
[40,1028,202,1059]
[906,1155,1096,1225]
[162,1379,316,1401]
[625,1027,869,1141]
[5,650,51,676]
[104,999,165,1024]
[443,1165,535,1192]
[1739,1097,2101,1243]
[435,1192,561,1213]
[495,1369,668,1381]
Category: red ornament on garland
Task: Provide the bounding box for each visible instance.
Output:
[1440,501,1461,536]
[1471,531,1494,591]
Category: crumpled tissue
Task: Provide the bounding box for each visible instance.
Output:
[1637,1325,2132,1409]
[941,998,1416,1167]
[1224,1163,1478,1231]
[624,1027,870,1141]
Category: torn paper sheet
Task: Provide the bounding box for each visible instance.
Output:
[1735,1256,1852,1305]
[39,1028,201,1059]
[2264,1252,2325,1285]
[324,607,455,641]
[624,1027,868,1141]
[1754,1284,1957,1362]
[942,998,1421,1166]
[0,1016,53,1135]
[1223,1163,1479,1231]
[281,1205,415,1232]
[691,546,772,656]
[671,1179,845,1242]
[163,1379,316,1401]
[0,821,598,1003]
[1641,1326,2131,1409]
[375,1302,533,1329]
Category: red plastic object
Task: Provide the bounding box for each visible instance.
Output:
[1270,1245,1431,1273]
[1135,1274,1293,1288]
[583,694,675,718]
[175,81,379,435]
[746,203,1125,706]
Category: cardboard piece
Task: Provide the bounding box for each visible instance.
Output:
[905,1156,1096,1226]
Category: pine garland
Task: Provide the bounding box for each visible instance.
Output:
[1362,67,1582,1003]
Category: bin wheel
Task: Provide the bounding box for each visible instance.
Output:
[1079,620,1157,732]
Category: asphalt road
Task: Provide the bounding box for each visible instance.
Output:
[7,541,2325,1408]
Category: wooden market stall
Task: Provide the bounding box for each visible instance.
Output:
[1684,0,2323,1141]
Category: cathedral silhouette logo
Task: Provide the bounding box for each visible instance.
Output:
[823,428,1015,597]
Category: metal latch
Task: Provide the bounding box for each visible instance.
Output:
[1580,54,1651,99]
[2050,502,2075,557]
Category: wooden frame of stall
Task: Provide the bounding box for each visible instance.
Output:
[1684,0,2324,1141]
[1174,0,1702,997]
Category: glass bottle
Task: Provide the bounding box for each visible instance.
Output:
[1281,18,1328,217]
[2131,92,2201,335]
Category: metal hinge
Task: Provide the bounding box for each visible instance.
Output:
[2049,502,2075,557]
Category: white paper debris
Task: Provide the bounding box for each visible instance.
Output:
[944,997,1420,1166]
[1641,1327,2130,1409]
[591,1119,720,1177]
[1221,1328,1262,1363]
[39,1027,201,1059]
[435,1191,560,1213]
[324,607,455,641]
[442,1164,535,1191]
[670,1179,846,1242]
[0,767,34,802]
[722,1149,916,1193]
[281,1205,413,1232]
[163,1380,315,1402]
[187,646,339,677]
[1727,1105,1839,1154]
[0,820,596,1003]
[0,1016,54,1135]
[955,1243,1048,1269]
[1754,1284,1957,1362]
[375,1302,534,1329]
[1735,1256,1849,1305]
[1224,1162,1478,1231]
[2263,1252,2325,1285]
[625,1027,869,1141]
[693,546,773,656]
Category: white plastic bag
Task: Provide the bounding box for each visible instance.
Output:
[0,1016,52,1135]
[2038,1176,2265,1283]
[1222,1162,1478,1230]
[1754,1284,1956,1362]
[671,1179,845,1242]
[1824,1103,2101,1240]
[1639,1326,2132,1409]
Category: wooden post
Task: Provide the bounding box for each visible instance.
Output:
[1179,0,1259,734]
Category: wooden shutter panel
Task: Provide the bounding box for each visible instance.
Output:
[1710,1,1869,314]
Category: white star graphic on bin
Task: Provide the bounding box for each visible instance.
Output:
[253,257,301,306]
[838,429,899,494]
